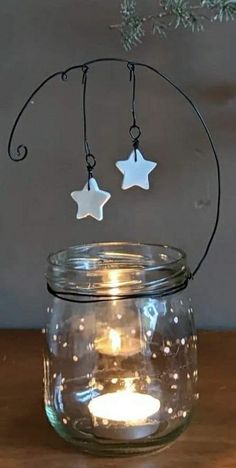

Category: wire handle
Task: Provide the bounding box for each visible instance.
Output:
[7,57,221,278]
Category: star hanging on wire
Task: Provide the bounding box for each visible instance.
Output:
[71,177,111,221]
[116,149,157,190]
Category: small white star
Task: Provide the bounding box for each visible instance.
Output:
[116,149,157,190]
[71,177,111,221]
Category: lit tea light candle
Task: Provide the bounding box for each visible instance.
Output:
[95,328,144,357]
[88,378,160,440]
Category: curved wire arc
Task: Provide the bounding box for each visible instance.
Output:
[7,57,221,278]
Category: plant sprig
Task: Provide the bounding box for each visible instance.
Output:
[110,0,236,50]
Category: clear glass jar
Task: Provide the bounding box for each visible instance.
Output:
[44,242,198,456]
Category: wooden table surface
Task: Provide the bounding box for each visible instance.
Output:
[0,331,235,468]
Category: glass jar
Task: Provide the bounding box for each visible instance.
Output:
[44,242,198,456]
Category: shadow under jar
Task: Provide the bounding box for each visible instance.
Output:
[44,242,198,456]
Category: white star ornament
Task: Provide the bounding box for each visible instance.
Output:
[71,178,111,221]
[116,149,157,190]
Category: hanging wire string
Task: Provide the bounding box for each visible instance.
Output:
[7,57,221,279]
[82,65,96,190]
[127,63,141,162]
[128,62,137,127]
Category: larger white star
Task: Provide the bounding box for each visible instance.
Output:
[116,149,157,190]
[71,178,111,221]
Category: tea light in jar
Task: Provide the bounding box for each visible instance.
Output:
[88,378,160,440]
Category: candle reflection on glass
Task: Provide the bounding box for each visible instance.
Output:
[109,329,121,354]
[95,270,145,357]
[95,328,144,357]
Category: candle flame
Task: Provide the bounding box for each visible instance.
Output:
[124,377,135,393]
[109,329,121,354]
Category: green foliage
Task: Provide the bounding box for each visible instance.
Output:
[119,0,145,49]
[111,0,236,50]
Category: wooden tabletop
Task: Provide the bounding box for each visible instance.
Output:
[0,331,235,468]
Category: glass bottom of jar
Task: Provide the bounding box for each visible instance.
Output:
[45,404,192,457]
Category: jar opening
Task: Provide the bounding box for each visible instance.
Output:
[47,242,189,298]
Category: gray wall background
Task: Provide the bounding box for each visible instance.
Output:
[0,1,235,328]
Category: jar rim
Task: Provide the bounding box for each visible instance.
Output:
[48,242,186,270]
[47,242,189,299]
